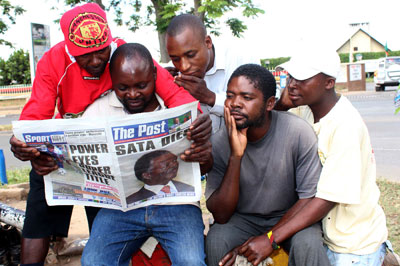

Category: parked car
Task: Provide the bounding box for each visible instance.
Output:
[374,56,400,91]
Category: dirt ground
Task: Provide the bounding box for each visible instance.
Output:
[5,197,212,266]
[6,198,86,265]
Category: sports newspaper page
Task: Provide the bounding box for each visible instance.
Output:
[12,102,201,211]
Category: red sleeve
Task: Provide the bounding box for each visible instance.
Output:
[19,48,62,120]
[153,60,202,112]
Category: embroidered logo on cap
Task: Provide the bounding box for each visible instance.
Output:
[68,12,109,48]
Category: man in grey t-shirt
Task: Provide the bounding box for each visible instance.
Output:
[205,64,330,266]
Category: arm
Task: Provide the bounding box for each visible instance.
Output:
[174,74,216,107]
[218,199,315,266]
[20,47,61,120]
[206,107,248,224]
[235,198,335,266]
[153,61,202,112]
[11,50,60,160]
[272,198,335,243]
[274,87,295,111]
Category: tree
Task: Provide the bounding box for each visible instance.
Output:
[61,0,264,62]
[0,0,25,47]
[0,49,31,85]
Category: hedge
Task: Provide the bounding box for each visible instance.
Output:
[262,50,400,69]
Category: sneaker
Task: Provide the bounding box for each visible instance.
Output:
[0,248,9,266]
[2,225,20,266]
[0,226,10,266]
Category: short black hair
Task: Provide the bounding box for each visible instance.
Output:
[228,64,276,101]
[134,150,173,181]
[166,14,206,37]
[110,43,154,76]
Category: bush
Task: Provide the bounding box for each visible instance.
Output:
[262,50,400,66]
[261,57,290,69]
[0,49,31,85]
[339,50,400,63]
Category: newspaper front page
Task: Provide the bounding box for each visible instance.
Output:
[13,102,201,211]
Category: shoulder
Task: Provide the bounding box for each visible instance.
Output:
[273,111,318,147]
[39,41,70,66]
[34,41,73,81]
[47,41,67,54]
[275,110,315,132]
[82,90,114,117]
[113,38,126,46]
[126,187,155,204]
[173,181,194,192]
[324,96,365,131]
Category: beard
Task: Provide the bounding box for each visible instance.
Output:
[233,103,267,130]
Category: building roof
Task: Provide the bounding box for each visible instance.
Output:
[336,28,390,52]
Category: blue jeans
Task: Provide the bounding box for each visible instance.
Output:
[325,242,386,266]
[81,204,206,266]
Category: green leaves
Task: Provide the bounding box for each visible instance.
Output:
[226,18,246,38]
[58,0,264,61]
[0,0,25,47]
[194,0,263,37]
[0,49,31,85]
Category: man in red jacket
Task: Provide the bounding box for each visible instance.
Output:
[9,3,199,266]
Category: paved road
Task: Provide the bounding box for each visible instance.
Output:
[0,114,19,125]
[346,90,400,182]
[1,87,399,182]
[0,131,31,170]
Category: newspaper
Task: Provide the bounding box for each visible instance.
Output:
[12,102,201,211]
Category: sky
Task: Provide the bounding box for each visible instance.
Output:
[1,0,400,61]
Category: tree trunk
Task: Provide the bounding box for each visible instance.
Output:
[151,0,170,63]
[158,31,170,63]
[93,0,105,10]
[193,0,204,22]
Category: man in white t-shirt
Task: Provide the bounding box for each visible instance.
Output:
[275,46,388,266]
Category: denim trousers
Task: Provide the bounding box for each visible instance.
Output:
[81,204,206,266]
[325,242,386,266]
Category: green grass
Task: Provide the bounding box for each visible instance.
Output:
[377,178,400,254]
[2,167,30,186]
[0,124,12,131]
[366,77,374,83]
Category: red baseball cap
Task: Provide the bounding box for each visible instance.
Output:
[60,3,112,57]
